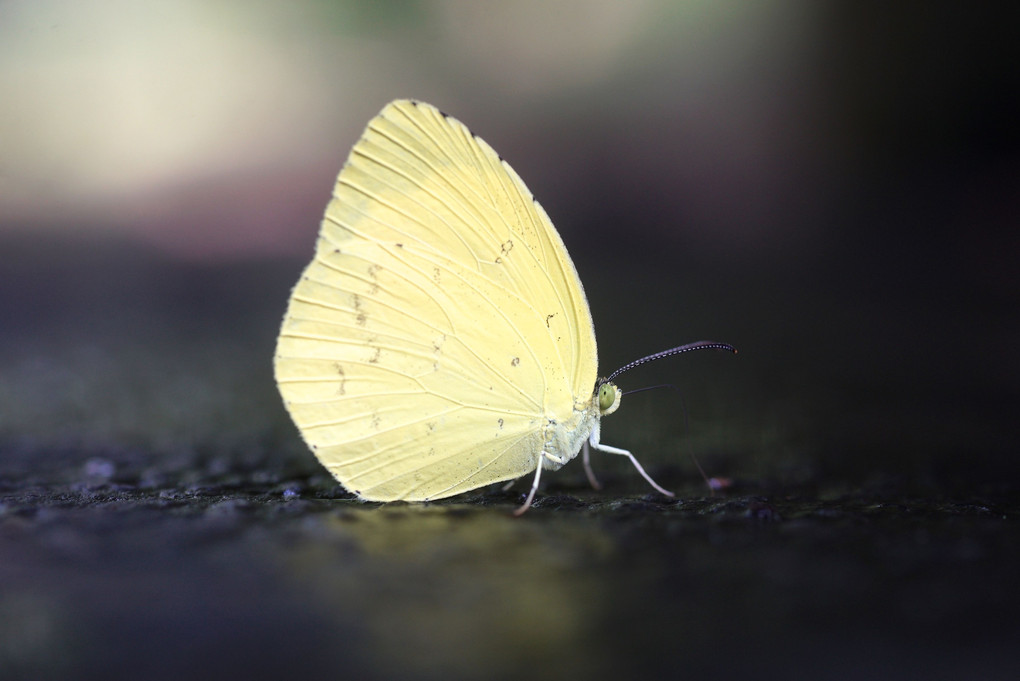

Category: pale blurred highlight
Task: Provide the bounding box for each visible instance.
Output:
[1,0,808,260]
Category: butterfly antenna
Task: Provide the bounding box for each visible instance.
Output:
[604,341,736,384]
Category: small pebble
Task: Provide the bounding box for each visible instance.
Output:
[82,457,115,482]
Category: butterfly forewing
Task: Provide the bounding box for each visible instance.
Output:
[274,100,598,501]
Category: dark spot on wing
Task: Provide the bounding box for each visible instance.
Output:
[334,363,346,395]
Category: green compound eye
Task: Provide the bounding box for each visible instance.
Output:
[598,382,617,412]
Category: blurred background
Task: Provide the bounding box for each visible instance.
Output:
[1,2,1018,679]
[2,0,1015,483]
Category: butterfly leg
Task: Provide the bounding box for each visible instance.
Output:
[589,423,675,498]
[512,461,543,516]
[513,449,573,515]
[581,440,602,490]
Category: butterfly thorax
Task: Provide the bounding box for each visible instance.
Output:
[537,378,624,470]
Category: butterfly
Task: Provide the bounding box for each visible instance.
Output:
[274,99,734,514]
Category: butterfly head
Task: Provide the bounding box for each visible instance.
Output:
[595,380,622,416]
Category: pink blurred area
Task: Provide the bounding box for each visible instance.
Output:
[6,164,336,261]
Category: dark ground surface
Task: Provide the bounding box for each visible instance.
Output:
[1,233,1017,681]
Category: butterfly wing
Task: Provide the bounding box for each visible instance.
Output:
[274,100,597,501]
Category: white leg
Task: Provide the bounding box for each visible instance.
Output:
[582,440,602,490]
[589,423,674,498]
[513,458,544,516]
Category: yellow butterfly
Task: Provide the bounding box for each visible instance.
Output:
[274,99,734,514]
